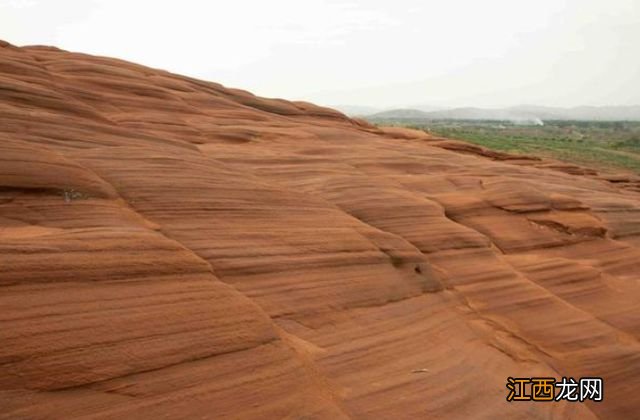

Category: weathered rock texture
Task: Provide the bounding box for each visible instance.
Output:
[1,41,640,419]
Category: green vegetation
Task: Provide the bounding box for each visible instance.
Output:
[369,119,640,173]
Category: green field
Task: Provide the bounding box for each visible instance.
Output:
[369,119,640,173]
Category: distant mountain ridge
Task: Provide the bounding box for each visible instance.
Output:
[368,108,434,119]
[361,105,640,121]
[331,105,382,116]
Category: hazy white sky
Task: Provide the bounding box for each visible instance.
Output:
[2,0,639,108]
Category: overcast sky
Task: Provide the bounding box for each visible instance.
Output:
[2,0,639,108]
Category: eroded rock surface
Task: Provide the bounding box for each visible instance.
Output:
[1,41,639,419]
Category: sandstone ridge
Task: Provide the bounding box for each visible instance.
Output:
[2,41,640,419]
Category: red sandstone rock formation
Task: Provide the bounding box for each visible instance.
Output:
[1,40,639,419]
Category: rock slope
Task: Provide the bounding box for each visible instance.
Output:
[1,40,640,419]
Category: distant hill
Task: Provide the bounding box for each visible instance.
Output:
[365,105,640,122]
[369,108,434,119]
[333,104,442,117]
[331,105,383,116]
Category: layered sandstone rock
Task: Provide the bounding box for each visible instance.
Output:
[1,41,639,419]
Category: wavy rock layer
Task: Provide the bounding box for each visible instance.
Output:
[1,41,640,419]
